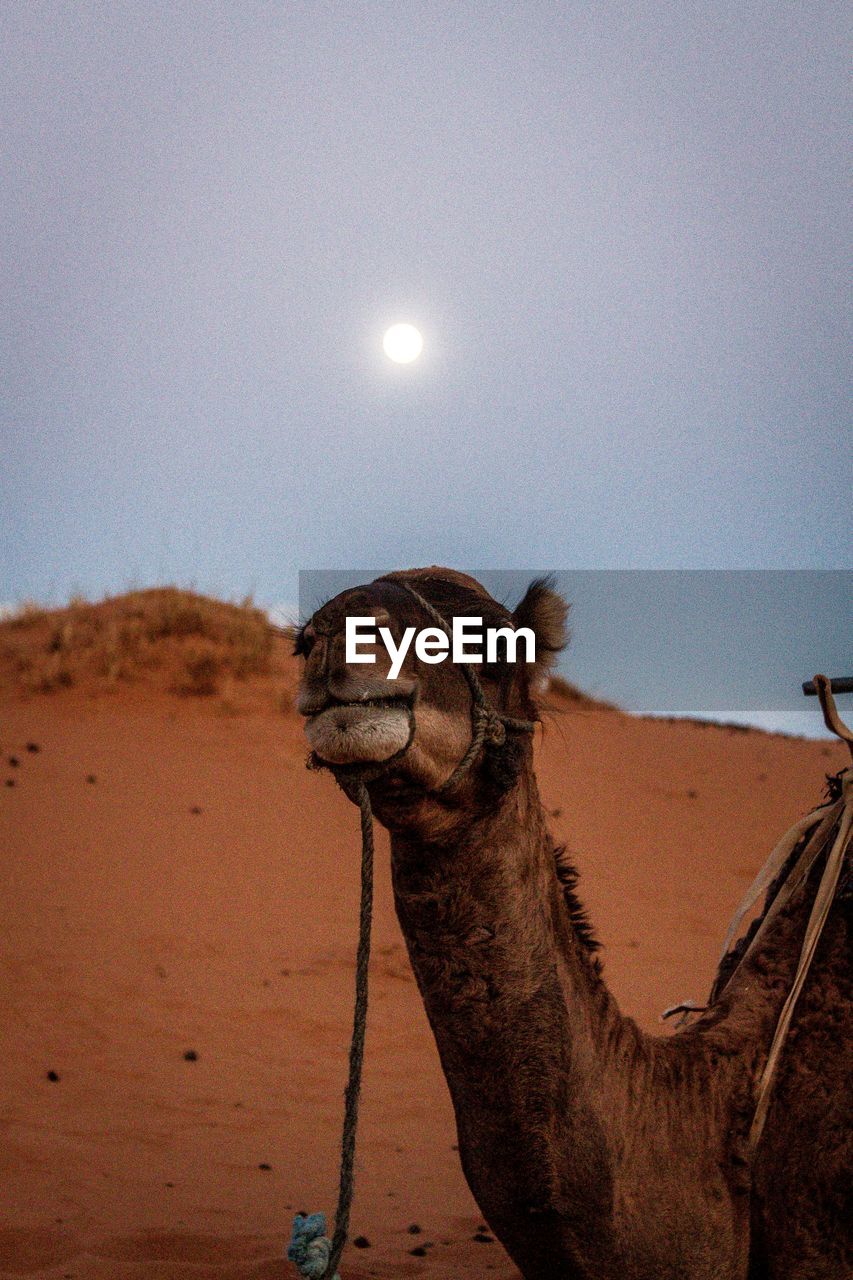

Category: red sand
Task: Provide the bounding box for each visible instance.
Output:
[1,676,845,1279]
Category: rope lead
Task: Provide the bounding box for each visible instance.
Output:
[288,779,374,1280]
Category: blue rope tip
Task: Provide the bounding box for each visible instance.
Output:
[287,1212,339,1280]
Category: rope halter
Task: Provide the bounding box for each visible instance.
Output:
[309,576,538,796]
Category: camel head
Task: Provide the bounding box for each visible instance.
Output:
[295,568,567,824]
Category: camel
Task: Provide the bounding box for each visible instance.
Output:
[294,568,851,1280]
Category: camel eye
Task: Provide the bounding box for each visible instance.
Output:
[294,624,316,658]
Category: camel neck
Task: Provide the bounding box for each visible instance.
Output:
[389,768,632,1275]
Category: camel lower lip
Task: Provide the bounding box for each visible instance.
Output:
[304,699,412,765]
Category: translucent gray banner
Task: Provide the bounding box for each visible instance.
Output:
[297,570,851,735]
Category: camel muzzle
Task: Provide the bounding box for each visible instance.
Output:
[304,697,414,765]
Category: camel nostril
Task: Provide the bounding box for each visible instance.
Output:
[296,687,334,717]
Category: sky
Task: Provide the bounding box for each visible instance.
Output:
[2,3,850,717]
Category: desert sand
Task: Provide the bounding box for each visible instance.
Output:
[0,594,845,1279]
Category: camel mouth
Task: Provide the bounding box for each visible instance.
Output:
[304,697,414,765]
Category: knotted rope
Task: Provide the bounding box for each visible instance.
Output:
[288,580,536,1278]
[288,1213,337,1279]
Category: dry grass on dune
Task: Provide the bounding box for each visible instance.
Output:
[0,589,297,709]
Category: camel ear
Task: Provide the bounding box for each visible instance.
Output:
[512,576,569,682]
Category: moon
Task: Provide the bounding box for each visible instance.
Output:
[382,323,423,364]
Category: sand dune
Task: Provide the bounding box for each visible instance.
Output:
[0,596,845,1278]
